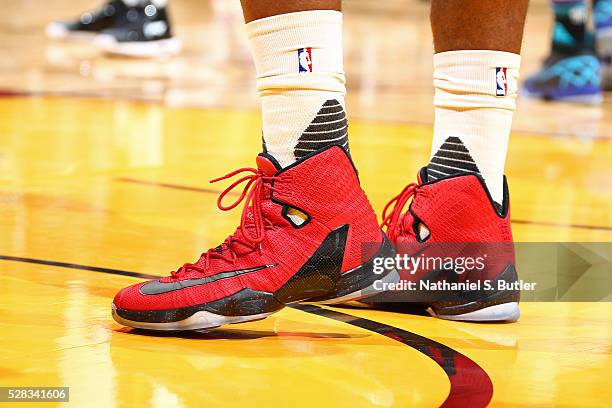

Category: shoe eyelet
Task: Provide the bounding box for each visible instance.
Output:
[413,218,431,242]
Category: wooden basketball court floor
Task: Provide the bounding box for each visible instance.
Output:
[1,1,611,407]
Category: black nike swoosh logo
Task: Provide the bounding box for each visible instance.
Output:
[139,264,277,295]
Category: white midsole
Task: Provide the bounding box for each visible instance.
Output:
[111,303,273,331]
[113,268,402,329]
[430,302,520,322]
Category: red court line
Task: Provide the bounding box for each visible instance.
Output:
[293,304,494,408]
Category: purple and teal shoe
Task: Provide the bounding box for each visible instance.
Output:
[523,53,602,104]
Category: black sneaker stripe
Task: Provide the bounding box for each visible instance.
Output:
[294,99,349,159]
[430,157,480,173]
[318,106,344,115]
[428,137,480,180]
[298,132,348,144]
[139,264,276,295]
[434,149,475,161]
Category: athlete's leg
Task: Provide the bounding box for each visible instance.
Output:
[370,1,529,322]
[546,0,590,55]
[431,0,528,54]
[241,0,347,167]
[429,0,527,206]
[241,0,340,22]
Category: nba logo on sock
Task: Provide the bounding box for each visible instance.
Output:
[298,48,313,73]
[496,67,508,96]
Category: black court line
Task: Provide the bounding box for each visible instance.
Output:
[116,177,226,195]
[118,177,612,232]
[0,255,158,280]
[0,255,493,407]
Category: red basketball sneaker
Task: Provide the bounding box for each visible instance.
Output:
[112,146,398,330]
[365,168,520,322]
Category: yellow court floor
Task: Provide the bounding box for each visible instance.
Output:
[1,0,612,406]
[0,97,611,407]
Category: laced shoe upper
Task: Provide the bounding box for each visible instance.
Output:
[100,2,173,42]
[382,168,513,244]
[379,168,515,284]
[113,146,382,312]
[60,0,128,33]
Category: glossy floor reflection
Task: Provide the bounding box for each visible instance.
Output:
[0,97,610,407]
[1,0,612,406]
[2,0,612,139]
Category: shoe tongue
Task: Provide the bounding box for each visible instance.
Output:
[256,154,281,176]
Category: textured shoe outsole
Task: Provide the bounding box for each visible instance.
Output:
[112,303,273,331]
[431,302,520,322]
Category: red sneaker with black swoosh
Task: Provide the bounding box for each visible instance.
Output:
[364,168,521,322]
[112,146,398,330]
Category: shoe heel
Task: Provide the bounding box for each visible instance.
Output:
[429,264,521,322]
[316,234,400,305]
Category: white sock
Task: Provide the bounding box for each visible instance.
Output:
[429,50,521,206]
[246,11,347,167]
